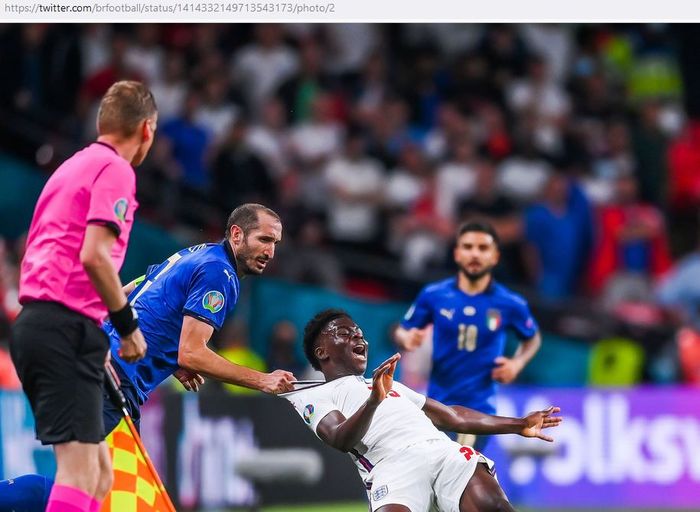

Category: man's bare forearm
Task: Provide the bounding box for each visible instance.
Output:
[178,346,265,390]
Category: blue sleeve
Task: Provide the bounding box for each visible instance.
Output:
[182,263,238,330]
[400,288,434,329]
[508,298,538,340]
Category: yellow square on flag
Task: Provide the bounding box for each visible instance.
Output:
[101,418,175,512]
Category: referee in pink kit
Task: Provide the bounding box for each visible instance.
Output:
[10,81,156,512]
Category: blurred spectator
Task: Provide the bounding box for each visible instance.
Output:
[324,129,384,250]
[667,121,700,256]
[124,25,164,85]
[79,25,112,78]
[506,54,571,155]
[476,103,514,161]
[289,94,344,211]
[520,24,573,83]
[571,70,625,121]
[656,245,700,332]
[458,160,525,284]
[0,239,20,390]
[149,52,188,121]
[136,138,183,226]
[0,238,21,322]
[78,31,142,136]
[0,26,82,133]
[477,25,532,95]
[289,93,343,166]
[448,52,500,113]
[322,24,380,78]
[385,144,451,274]
[0,342,21,390]
[589,172,672,299]
[400,45,446,132]
[423,102,469,161]
[160,89,211,191]
[277,38,335,123]
[366,98,414,167]
[435,139,478,223]
[265,320,309,376]
[218,322,266,395]
[211,118,277,214]
[194,74,240,144]
[273,216,344,291]
[630,99,670,207]
[585,119,637,204]
[676,328,700,384]
[524,169,593,299]
[497,133,551,203]
[246,98,291,179]
[231,24,298,115]
[352,52,391,127]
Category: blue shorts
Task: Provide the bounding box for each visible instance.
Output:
[102,359,141,435]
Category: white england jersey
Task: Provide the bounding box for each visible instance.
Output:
[283,376,450,481]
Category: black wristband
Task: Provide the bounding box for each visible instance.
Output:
[109,303,139,337]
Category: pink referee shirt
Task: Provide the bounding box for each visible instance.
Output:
[19,142,138,324]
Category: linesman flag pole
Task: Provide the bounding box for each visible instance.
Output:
[102,363,177,512]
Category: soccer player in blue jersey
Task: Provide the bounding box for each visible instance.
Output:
[1,203,296,512]
[394,221,541,451]
[99,202,296,433]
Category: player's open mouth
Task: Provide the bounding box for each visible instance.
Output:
[352,344,367,359]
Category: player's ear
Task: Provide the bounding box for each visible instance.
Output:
[230,225,244,245]
[315,345,328,364]
[140,118,151,142]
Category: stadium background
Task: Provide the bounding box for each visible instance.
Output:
[0,23,699,511]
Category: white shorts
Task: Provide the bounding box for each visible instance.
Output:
[365,438,496,512]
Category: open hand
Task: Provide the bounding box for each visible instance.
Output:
[174,368,205,392]
[369,353,400,405]
[400,328,427,351]
[520,406,562,442]
[492,356,523,384]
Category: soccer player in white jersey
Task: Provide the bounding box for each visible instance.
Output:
[283,309,561,512]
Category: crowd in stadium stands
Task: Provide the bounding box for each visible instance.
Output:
[1,24,700,386]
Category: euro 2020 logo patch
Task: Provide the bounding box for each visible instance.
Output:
[303,404,314,424]
[202,290,225,314]
[372,485,389,501]
[113,198,128,222]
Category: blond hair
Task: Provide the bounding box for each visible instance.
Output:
[97,81,157,137]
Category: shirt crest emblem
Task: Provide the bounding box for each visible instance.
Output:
[202,290,225,313]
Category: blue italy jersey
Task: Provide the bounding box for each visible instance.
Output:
[105,241,240,404]
[400,277,538,415]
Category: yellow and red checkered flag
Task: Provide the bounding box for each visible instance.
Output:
[100,416,175,512]
[101,363,176,512]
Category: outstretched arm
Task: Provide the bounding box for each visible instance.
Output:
[422,398,561,442]
[394,325,429,351]
[317,354,400,452]
[492,331,541,384]
[177,315,295,394]
[122,274,146,296]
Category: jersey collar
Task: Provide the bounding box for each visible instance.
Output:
[222,239,238,273]
[453,275,496,295]
[94,141,118,155]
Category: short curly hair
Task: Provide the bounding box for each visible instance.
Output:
[303,309,350,370]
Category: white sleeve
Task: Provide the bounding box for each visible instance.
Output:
[282,388,339,436]
[392,381,427,409]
